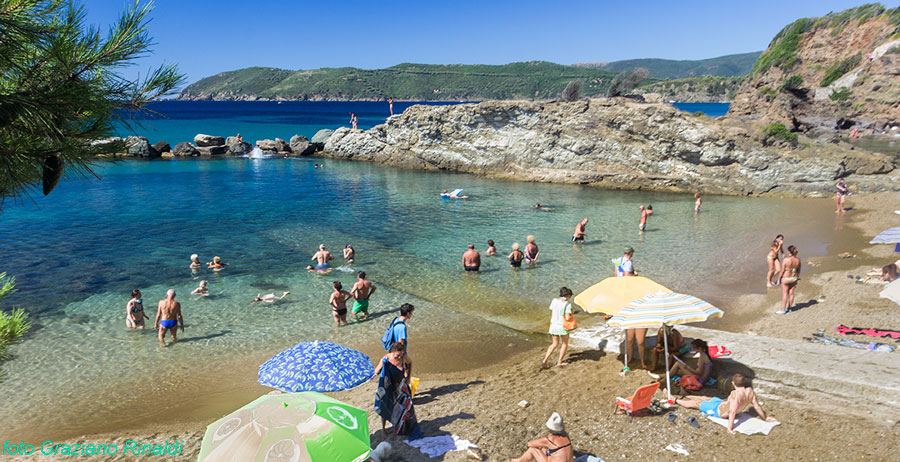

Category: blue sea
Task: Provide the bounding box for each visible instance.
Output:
[672,102,730,118]
[0,100,832,441]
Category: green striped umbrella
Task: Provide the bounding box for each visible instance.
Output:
[198,392,370,462]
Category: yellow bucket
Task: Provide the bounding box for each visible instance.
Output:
[410,377,420,397]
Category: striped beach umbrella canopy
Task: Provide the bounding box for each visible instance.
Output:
[259,341,374,393]
[607,291,723,402]
[606,291,724,329]
[574,277,672,314]
[198,392,370,462]
[870,227,900,244]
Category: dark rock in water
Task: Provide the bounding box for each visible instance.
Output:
[194,134,225,147]
[227,140,253,155]
[173,142,200,156]
[197,145,227,156]
[256,139,278,153]
[311,129,334,151]
[42,154,63,195]
[152,141,172,154]
[290,134,314,155]
[274,138,291,153]
[125,136,151,157]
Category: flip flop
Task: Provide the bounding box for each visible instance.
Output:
[669,413,677,422]
[687,417,699,428]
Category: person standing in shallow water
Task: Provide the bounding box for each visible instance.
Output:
[836,178,848,213]
[766,240,781,288]
[776,245,801,314]
[155,289,184,346]
[525,235,540,265]
[351,271,376,321]
[126,289,148,329]
[509,243,525,268]
[694,193,702,213]
[639,205,653,231]
[463,243,481,272]
[572,218,588,242]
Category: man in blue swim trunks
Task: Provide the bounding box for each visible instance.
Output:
[311,244,334,272]
[674,373,776,434]
[155,289,184,347]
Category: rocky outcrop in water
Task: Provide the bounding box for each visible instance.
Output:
[173,142,200,156]
[311,129,333,151]
[194,134,225,147]
[124,136,154,157]
[322,99,898,196]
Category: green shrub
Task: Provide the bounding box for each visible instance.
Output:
[758,86,777,101]
[759,123,798,146]
[0,273,30,362]
[692,111,705,117]
[607,68,650,97]
[780,75,804,92]
[561,80,582,102]
[820,53,862,87]
[830,87,853,101]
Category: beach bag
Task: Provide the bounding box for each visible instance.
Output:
[677,375,703,391]
[381,317,405,350]
[563,314,577,331]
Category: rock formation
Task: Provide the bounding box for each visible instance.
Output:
[290,135,314,155]
[729,5,900,132]
[173,142,200,156]
[311,129,333,151]
[194,134,226,147]
[225,136,253,155]
[322,99,898,196]
[124,136,156,157]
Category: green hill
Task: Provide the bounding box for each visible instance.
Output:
[573,52,761,79]
[179,62,635,101]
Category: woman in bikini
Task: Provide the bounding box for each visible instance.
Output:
[509,412,573,462]
[777,245,801,314]
[509,243,525,268]
[765,240,781,288]
[525,235,540,265]
[835,178,848,213]
[694,193,702,213]
[125,289,148,329]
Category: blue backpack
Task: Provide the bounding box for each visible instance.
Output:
[381,317,404,350]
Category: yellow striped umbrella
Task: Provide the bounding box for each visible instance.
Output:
[573,277,672,314]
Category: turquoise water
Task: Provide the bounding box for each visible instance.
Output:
[0,157,834,439]
[672,102,730,117]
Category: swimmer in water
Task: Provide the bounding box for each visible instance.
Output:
[639,205,653,231]
[312,244,334,271]
[534,203,552,211]
[191,280,208,296]
[189,254,202,269]
[486,239,497,256]
[207,256,228,270]
[573,218,588,242]
[253,292,291,303]
[343,244,355,263]
[509,243,525,268]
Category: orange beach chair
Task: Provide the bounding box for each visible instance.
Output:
[613,382,660,422]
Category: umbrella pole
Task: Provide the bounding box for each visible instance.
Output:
[663,327,673,403]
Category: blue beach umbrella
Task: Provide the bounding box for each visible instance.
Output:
[870,227,900,244]
[259,341,375,392]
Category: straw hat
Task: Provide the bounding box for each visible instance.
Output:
[545,412,564,432]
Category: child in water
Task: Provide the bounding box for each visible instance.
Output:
[191,280,208,296]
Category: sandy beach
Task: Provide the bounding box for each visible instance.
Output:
[8,192,899,461]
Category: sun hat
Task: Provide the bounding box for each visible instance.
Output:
[624,246,634,254]
[545,412,564,432]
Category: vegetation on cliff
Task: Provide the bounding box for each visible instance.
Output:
[180,62,629,101]
[638,76,743,102]
[573,52,761,78]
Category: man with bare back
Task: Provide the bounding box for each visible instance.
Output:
[155,289,184,346]
[351,271,376,321]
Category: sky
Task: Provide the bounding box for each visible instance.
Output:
[80,0,900,87]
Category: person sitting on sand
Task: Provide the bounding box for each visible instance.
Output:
[343,244,355,263]
[572,218,588,242]
[509,243,525,268]
[668,339,713,386]
[508,412,573,462]
[207,256,228,270]
[675,373,775,435]
[329,281,352,327]
[253,291,290,303]
[486,239,497,255]
[125,289,148,329]
[189,254,202,269]
[463,243,481,272]
[155,289,183,346]
[542,287,574,369]
[525,236,540,265]
[882,263,899,282]
[351,271,376,321]
[190,280,209,296]
[312,244,334,271]
[648,325,685,378]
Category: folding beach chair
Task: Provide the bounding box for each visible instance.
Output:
[613,382,660,422]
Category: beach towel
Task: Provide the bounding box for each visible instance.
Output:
[405,435,474,458]
[835,324,900,339]
[391,380,423,440]
[574,456,606,462]
[806,333,895,352]
[707,413,781,435]
[709,345,732,358]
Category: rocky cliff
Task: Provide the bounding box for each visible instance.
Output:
[322,99,898,196]
[729,5,900,132]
